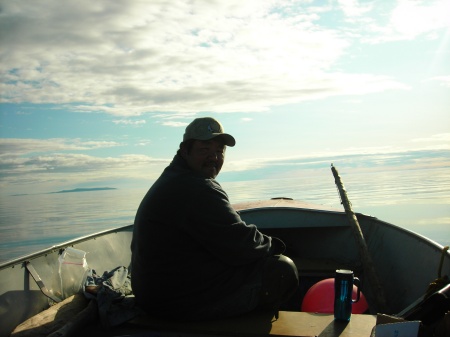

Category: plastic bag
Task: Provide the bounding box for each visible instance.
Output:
[58,247,89,299]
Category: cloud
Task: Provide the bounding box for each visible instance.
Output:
[0,137,169,193]
[390,0,450,38]
[225,148,450,181]
[1,0,427,116]
[113,119,146,125]
[411,133,450,143]
[0,138,121,156]
[1,131,448,195]
[337,0,373,17]
[426,76,450,87]
[0,150,169,194]
[161,121,189,127]
[331,0,450,44]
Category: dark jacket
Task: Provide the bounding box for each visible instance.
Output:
[131,154,273,318]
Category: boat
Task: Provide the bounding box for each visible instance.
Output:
[1,197,449,337]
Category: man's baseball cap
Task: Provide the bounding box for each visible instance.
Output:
[183,117,236,147]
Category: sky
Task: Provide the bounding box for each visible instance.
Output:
[0,0,449,196]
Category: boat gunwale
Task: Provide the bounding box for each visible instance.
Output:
[236,205,346,215]
[0,224,134,270]
[235,200,450,253]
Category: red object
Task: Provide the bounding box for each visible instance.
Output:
[301,278,369,314]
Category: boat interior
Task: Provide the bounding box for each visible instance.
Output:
[3,200,450,336]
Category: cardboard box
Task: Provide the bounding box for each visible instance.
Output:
[373,314,421,337]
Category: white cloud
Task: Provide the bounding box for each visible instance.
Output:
[0,149,169,195]
[0,138,121,156]
[391,0,450,38]
[113,119,146,125]
[336,0,450,44]
[426,76,450,87]
[161,121,189,127]
[1,132,448,195]
[411,133,450,143]
[0,0,419,116]
[0,137,168,191]
[338,0,373,17]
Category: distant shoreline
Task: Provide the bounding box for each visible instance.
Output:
[50,187,117,194]
[11,187,117,196]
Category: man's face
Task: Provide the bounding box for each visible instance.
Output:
[182,138,226,178]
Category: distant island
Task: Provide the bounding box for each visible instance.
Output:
[50,187,117,194]
[10,187,117,196]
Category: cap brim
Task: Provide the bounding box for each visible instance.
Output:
[217,134,236,147]
[202,133,235,147]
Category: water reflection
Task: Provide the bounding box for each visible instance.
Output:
[1,167,449,263]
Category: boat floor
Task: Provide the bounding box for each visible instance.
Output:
[80,310,376,337]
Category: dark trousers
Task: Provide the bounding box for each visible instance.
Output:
[138,254,299,321]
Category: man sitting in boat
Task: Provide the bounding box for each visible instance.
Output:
[131,117,299,320]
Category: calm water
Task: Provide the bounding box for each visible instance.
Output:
[1,166,449,263]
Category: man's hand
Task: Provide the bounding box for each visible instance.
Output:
[270,237,286,255]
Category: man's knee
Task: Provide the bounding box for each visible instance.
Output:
[259,255,299,307]
[276,255,298,278]
[274,255,299,295]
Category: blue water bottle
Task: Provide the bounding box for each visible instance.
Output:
[334,269,361,321]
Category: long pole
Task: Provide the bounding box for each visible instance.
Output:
[331,164,388,313]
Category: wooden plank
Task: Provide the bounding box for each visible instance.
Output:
[272,312,376,336]
[129,311,376,336]
[129,310,275,336]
